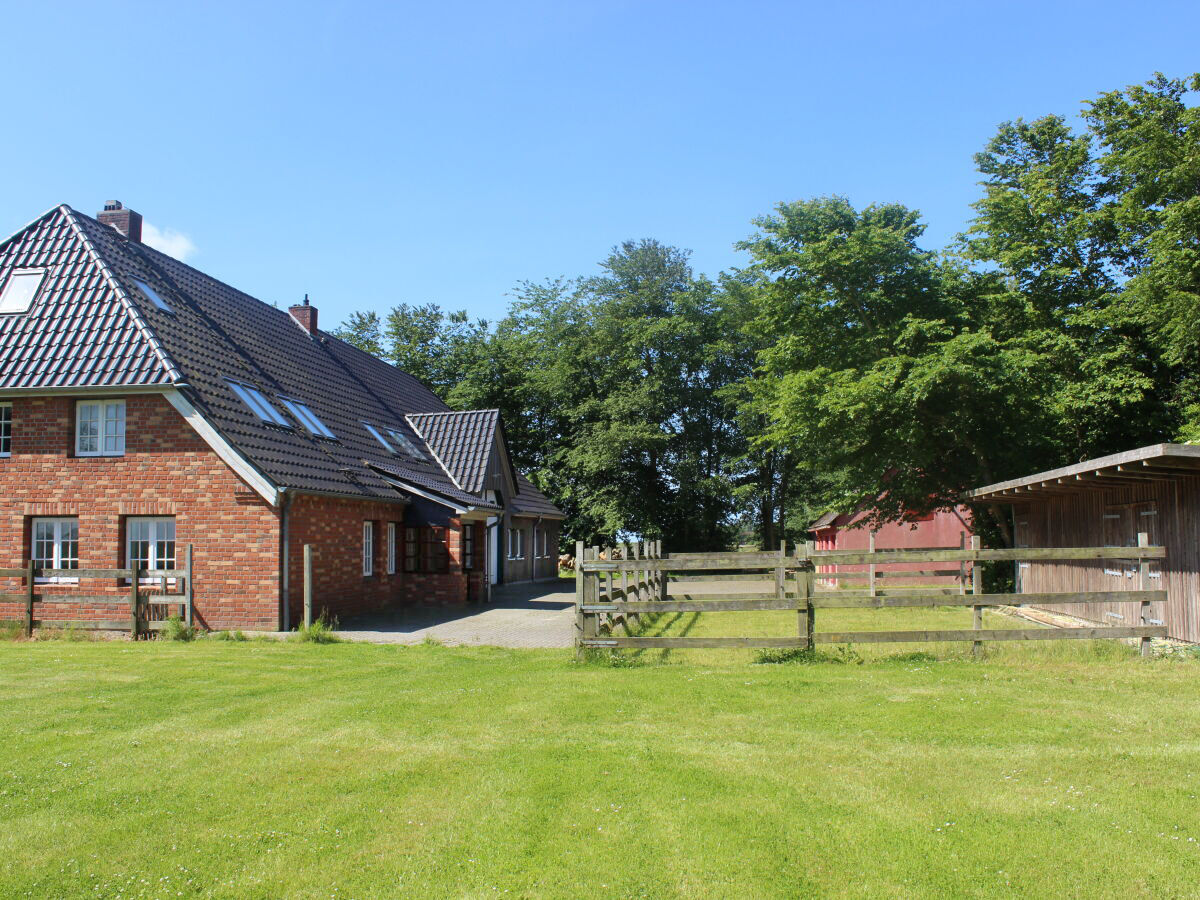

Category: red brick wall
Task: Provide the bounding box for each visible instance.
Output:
[285,498,486,624]
[0,394,281,630]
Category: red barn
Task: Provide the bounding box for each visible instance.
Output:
[808,505,973,587]
[0,201,563,633]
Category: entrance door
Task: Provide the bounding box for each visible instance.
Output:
[487,517,500,586]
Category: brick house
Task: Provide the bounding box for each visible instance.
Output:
[0,202,563,631]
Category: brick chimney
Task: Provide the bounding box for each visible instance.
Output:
[289,294,318,334]
[97,201,142,242]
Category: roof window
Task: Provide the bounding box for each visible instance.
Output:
[227,380,290,427]
[363,423,425,460]
[280,397,336,438]
[387,428,426,461]
[134,278,173,313]
[0,269,46,314]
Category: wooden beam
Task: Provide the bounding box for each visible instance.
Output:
[810,589,1165,609]
[815,626,1166,644]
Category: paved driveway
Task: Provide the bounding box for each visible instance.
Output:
[337,580,576,648]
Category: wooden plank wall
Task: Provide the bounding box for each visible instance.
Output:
[1013,475,1198,643]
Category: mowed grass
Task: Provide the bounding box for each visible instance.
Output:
[1,629,1199,898]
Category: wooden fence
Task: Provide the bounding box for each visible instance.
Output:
[0,544,194,638]
[576,535,1168,658]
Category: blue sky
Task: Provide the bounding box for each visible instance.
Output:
[2,0,1197,328]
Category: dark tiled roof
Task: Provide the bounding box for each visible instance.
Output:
[510,472,564,518]
[0,204,561,519]
[367,459,502,512]
[0,207,179,388]
[406,409,498,493]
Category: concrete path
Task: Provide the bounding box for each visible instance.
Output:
[336,580,576,648]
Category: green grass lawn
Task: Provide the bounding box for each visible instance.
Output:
[1,624,1199,898]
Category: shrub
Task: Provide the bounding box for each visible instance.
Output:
[292,614,341,644]
[754,646,864,665]
[0,621,25,641]
[579,648,644,667]
[160,615,197,642]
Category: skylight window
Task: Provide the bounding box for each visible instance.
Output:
[0,269,46,314]
[363,422,393,452]
[387,429,425,461]
[362,423,425,460]
[134,278,172,313]
[280,397,336,438]
[227,380,290,427]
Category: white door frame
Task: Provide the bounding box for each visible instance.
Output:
[486,516,500,587]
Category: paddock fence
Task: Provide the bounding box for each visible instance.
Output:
[575,536,1167,658]
[0,544,194,638]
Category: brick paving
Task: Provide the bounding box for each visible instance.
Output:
[335,580,576,648]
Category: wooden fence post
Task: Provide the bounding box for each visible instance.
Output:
[775,539,786,621]
[868,531,877,599]
[303,544,313,628]
[971,535,982,658]
[184,544,194,628]
[24,558,34,637]
[804,540,815,650]
[584,546,599,648]
[1138,531,1152,658]
[604,550,614,633]
[656,540,664,602]
[574,539,586,661]
[621,542,633,631]
[129,566,140,640]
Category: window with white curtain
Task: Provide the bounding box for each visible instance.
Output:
[76,400,125,456]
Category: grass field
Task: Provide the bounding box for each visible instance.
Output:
[2,619,1199,898]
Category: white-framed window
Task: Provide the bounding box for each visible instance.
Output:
[76,399,125,456]
[227,380,291,427]
[280,397,336,438]
[32,517,79,583]
[507,526,524,560]
[133,278,173,313]
[535,526,550,558]
[126,517,176,581]
[463,525,474,570]
[0,402,10,456]
[387,522,397,575]
[0,268,46,315]
[363,521,375,576]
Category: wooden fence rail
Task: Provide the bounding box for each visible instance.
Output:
[0,544,194,638]
[576,535,1167,658]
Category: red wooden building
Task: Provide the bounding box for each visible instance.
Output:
[808,505,973,586]
[0,202,563,632]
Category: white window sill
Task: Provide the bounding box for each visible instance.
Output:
[35,577,79,585]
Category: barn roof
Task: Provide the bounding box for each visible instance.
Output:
[0,203,562,516]
[968,443,1200,502]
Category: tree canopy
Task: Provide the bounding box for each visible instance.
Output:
[334,72,1200,551]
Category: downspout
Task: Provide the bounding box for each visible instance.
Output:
[279,489,291,632]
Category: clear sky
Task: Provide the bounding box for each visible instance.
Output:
[2,0,1197,328]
